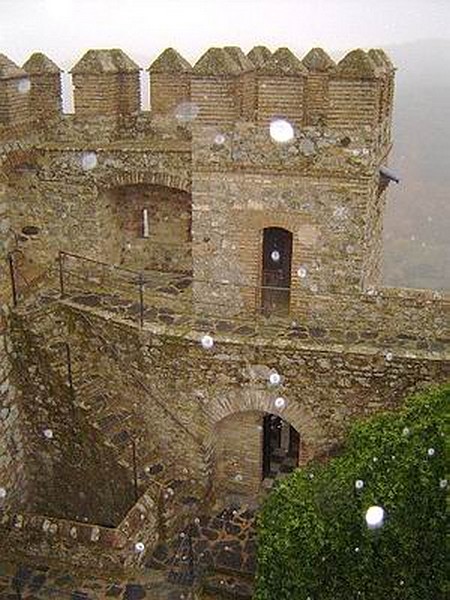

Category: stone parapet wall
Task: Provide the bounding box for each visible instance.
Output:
[0,487,159,572]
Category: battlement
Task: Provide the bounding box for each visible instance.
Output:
[0,46,395,146]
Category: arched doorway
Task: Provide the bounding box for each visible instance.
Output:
[262,414,299,481]
[213,410,301,504]
[261,227,292,315]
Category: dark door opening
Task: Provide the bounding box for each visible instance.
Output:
[261,227,292,315]
[262,414,299,480]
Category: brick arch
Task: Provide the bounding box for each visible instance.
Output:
[203,386,328,471]
[99,170,191,193]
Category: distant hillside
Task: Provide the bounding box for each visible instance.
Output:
[384,39,450,290]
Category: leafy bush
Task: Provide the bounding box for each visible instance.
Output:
[256,384,449,600]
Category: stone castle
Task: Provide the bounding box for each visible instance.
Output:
[0,44,448,592]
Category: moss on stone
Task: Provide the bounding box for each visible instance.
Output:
[193,48,242,76]
[333,49,379,79]
[247,46,272,68]
[148,48,192,74]
[23,53,61,74]
[0,54,26,80]
[302,47,335,72]
[71,49,139,74]
[257,47,307,76]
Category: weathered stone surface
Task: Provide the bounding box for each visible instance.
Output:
[0,45,447,589]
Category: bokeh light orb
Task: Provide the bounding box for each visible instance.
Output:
[201,334,214,349]
[175,101,199,123]
[365,505,385,529]
[17,78,31,94]
[81,151,97,171]
[274,396,286,409]
[269,118,294,143]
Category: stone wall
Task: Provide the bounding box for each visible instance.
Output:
[0,169,30,514]
[47,301,448,504]
[191,122,388,314]
[8,308,135,526]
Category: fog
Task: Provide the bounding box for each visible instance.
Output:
[1,0,449,68]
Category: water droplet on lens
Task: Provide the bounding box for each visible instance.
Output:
[17,78,31,94]
[81,151,97,171]
[269,371,281,386]
[365,505,385,529]
[270,250,280,262]
[201,334,214,349]
[269,118,294,143]
[274,397,286,409]
[175,101,199,123]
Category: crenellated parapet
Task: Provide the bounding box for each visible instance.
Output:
[302,47,335,126]
[253,47,307,128]
[23,53,62,120]
[148,48,192,116]
[0,54,30,126]
[71,49,140,117]
[0,46,395,148]
[191,47,242,125]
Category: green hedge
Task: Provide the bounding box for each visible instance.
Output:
[256,384,449,600]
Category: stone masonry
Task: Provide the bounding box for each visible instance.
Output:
[0,45,448,590]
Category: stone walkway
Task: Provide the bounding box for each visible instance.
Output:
[149,505,256,599]
[0,505,257,600]
[0,560,195,600]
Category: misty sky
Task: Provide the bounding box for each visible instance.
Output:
[1,0,449,69]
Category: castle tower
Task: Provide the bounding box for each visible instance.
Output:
[71,49,140,117]
[23,52,62,120]
[148,48,192,116]
[0,54,30,126]
[191,47,397,316]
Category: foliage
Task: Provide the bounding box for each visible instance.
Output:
[255,384,449,600]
